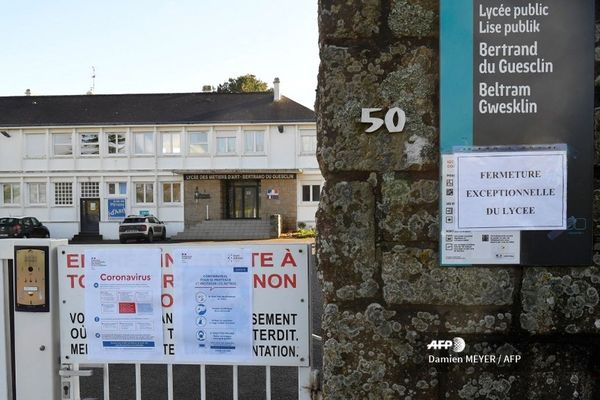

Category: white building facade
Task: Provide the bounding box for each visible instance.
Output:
[0,91,321,240]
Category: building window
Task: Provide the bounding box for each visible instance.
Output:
[162,182,181,203]
[2,183,20,205]
[25,133,46,158]
[302,184,321,202]
[80,182,100,198]
[135,183,154,204]
[107,133,126,155]
[134,132,154,154]
[54,182,73,205]
[53,133,73,156]
[80,133,100,155]
[28,183,47,205]
[189,131,209,154]
[216,135,236,154]
[244,130,265,153]
[161,132,181,154]
[300,134,317,154]
[107,182,127,195]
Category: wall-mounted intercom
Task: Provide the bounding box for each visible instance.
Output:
[14,246,49,312]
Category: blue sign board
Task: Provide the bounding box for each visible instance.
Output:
[107,198,126,220]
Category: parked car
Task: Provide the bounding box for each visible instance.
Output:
[118,215,166,243]
[0,216,50,238]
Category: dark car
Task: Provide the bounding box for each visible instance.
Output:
[118,215,166,243]
[0,217,50,238]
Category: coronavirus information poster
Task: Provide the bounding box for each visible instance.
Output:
[173,248,253,363]
[84,248,163,361]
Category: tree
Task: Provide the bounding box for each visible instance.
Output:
[216,74,271,93]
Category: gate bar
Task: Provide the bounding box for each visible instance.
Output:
[232,365,238,400]
[167,364,173,400]
[265,366,271,400]
[200,364,206,399]
[135,363,141,400]
[103,363,110,400]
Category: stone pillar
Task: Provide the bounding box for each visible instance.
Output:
[316,1,600,399]
[269,214,282,238]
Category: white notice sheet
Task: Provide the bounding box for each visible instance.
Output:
[173,248,252,363]
[85,248,163,361]
[455,149,567,230]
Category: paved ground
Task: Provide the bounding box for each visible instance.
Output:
[74,238,322,400]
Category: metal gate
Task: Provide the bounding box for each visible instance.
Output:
[0,240,321,400]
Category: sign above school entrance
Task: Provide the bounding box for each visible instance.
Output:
[184,173,296,181]
[440,0,594,265]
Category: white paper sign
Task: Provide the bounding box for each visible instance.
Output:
[84,248,163,361]
[173,248,253,363]
[455,150,567,230]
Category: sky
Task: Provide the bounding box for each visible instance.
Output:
[0,0,319,109]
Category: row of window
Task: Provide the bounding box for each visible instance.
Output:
[1,182,181,206]
[23,130,317,158]
[1,182,322,206]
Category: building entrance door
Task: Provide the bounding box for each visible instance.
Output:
[226,181,259,219]
[80,198,100,233]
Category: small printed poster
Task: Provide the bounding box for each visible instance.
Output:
[441,154,521,265]
[173,248,253,363]
[84,248,163,361]
[455,149,567,230]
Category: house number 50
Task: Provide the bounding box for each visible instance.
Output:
[361,107,406,133]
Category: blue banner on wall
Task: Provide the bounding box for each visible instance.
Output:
[108,198,126,220]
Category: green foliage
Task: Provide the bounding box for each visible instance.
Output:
[216,74,271,93]
[292,228,316,238]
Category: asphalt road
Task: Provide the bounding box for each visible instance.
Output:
[76,239,323,400]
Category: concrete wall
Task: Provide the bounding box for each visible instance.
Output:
[317,1,600,399]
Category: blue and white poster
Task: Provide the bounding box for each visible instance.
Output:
[173,248,253,363]
[107,198,126,220]
[84,248,163,361]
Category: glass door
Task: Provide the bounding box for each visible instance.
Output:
[227,181,259,219]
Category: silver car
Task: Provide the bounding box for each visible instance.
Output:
[118,215,166,243]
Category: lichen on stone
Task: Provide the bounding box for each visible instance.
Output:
[382,246,515,305]
[388,0,438,38]
[520,267,600,334]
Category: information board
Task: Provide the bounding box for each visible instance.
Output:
[173,248,253,363]
[440,0,594,265]
[84,248,163,361]
[58,244,311,366]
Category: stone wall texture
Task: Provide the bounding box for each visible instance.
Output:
[316,1,600,399]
